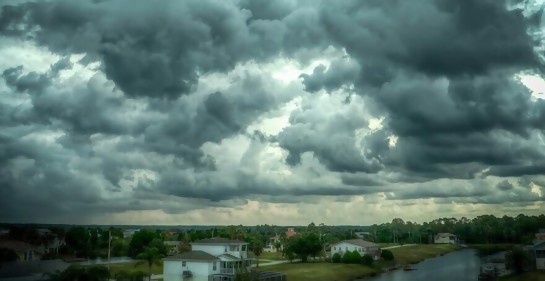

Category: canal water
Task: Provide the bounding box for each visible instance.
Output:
[361,249,487,281]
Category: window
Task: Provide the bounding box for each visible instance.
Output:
[333,247,336,250]
[213,262,217,270]
[182,261,186,267]
[229,245,237,251]
[225,247,227,252]
[345,247,348,251]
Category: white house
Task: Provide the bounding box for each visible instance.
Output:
[163,237,252,281]
[434,233,457,244]
[534,241,545,270]
[330,239,381,260]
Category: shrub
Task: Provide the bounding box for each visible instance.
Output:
[381,249,394,261]
[332,253,342,263]
[362,254,373,266]
[351,250,362,264]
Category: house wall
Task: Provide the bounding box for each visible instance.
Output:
[331,242,379,259]
[164,260,213,281]
[435,236,456,244]
[536,258,545,270]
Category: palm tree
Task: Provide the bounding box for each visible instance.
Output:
[251,235,264,268]
[136,247,163,281]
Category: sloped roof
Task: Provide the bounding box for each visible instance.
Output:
[435,233,456,238]
[218,253,240,261]
[192,237,247,244]
[164,250,219,261]
[533,241,545,249]
[0,240,44,254]
[334,239,379,248]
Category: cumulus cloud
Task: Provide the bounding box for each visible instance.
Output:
[1,0,544,224]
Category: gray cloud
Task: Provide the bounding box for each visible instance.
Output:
[1,0,545,223]
[497,180,514,191]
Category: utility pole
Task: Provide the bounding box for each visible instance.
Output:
[107,230,111,273]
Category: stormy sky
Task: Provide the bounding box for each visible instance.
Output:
[1,0,545,225]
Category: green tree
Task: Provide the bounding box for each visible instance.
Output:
[381,249,394,261]
[286,232,322,263]
[135,247,163,281]
[342,251,352,264]
[506,247,531,274]
[331,253,342,263]
[251,233,264,268]
[351,250,362,264]
[45,265,109,281]
[65,227,91,257]
[129,230,159,258]
[362,254,373,266]
[0,247,18,262]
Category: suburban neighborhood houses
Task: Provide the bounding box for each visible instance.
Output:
[1,218,545,281]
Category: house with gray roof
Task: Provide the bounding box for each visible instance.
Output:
[330,239,381,260]
[164,237,285,281]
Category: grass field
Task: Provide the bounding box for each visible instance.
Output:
[256,262,379,281]
[500,271,545,281]
[259,252,286,260]
[94,261,163,275]
[388,244,459,265]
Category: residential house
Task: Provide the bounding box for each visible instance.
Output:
[330,239,381,260]
[534,241,545,270]
[0,240,44,261]
[164,237,284,281]
[164,237,286,281]
[434,233,457,244]
[265,228,298,253]
[123,229,140,238]
[164,240,182,255]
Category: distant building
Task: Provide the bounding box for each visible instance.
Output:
[534,241,545,270]
[163,237,286,281]
[330,239,381,260]
[535,229,545,243]
[266,228,298,253]
[123,229,140,238]
[0,240,44,261]
[434,233,457,244]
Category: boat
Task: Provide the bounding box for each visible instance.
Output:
[403,265,416,271]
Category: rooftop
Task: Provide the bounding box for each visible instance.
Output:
[335,239,379,248]
[164,250,219,261]
[191,237,247,244]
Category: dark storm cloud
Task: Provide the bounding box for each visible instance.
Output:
[1,0,545,223]
[0,0,322,99]
[497,180,514,191]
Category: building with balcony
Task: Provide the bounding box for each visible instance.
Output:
[164,237,281,281]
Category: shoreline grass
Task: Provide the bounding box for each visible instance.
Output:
[387,244,459,265]
[256,262,380,281]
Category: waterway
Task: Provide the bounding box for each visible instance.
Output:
[361,249,493,281]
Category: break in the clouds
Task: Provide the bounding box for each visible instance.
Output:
[1,0,545,225]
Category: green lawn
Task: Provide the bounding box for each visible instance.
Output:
[91,261,163,275]
[258,252,286,260]
[256,262,379,281]
[500,271,545,281]
[388,244,459,265]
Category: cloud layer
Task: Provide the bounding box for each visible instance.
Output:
[1,0,544,224]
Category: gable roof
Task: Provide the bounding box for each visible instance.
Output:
[533,241,545,249]
[164,250,219,261]
[191,237,247,244]
[334,239,379,248]
[435,233,456,238]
